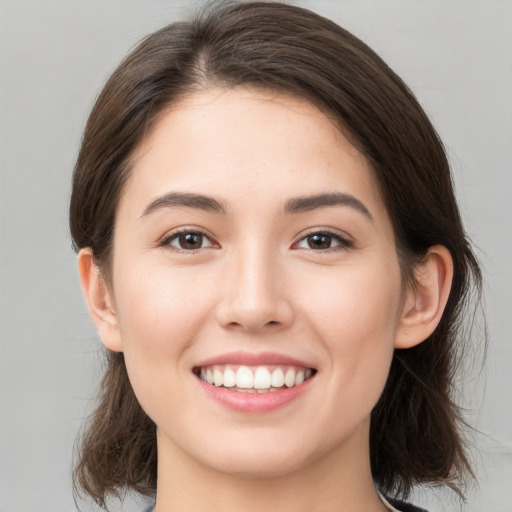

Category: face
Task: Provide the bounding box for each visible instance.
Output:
[106,88,408,478]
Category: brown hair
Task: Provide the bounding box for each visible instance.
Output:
[70,1,482,507]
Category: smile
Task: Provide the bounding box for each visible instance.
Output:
[194,365,316,393]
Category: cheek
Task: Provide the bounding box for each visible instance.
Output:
[111,262,216,404]
[303,258,403,342]
[301,259,402,408]
[115,260,212,340]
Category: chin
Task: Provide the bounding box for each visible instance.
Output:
[206,451,310,480]
[184,430,323,479]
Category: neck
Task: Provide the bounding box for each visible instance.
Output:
[154,419,389,512]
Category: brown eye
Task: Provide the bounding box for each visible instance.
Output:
[307,233,333,249]
[179,232,203,249]
[295,231,352,251]
[165,231,214,251]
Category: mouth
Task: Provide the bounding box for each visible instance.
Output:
[193,364,317,393]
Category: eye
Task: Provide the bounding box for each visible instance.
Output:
[295,231,352,251]
[162,230,215,251]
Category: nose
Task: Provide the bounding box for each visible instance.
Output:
[215,244,294,333]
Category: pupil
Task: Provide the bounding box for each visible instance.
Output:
[309,234,331,249]
[180,232,202,249]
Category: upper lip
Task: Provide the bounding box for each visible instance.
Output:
[194,351,316,369]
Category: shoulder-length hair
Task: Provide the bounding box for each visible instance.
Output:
[70,1,482,507]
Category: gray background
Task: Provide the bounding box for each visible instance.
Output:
[0,1,510,511]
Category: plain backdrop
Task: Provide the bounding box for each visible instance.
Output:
[0,1,511,511]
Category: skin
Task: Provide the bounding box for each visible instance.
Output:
[79,88,453,512]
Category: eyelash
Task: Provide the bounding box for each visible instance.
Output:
[160,228,216,253]
[160,228,353,253]
[293,229,353,253]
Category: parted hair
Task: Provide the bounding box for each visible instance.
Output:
[70,1,482,507]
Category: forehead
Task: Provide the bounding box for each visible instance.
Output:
[122,87,387,219]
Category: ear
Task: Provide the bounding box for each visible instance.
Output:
[78,248,124,352]
[395,245,453,349]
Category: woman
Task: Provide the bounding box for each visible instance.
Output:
[70,2,482,511]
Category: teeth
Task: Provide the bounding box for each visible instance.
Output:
[236,366,254,388]
[271,367,285,388]
[213,368,223,387]
[197,364,315,391]
[284,368,296,387]
[223,367,236,388]
[254,367,272,389]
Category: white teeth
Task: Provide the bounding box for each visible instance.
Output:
[223,367,236,388]
[284,368,296,387]
[236,366,254,389]
[198,364,314,391]
[213,368,223,387]
[254,367,272,389]
[271,367,285,388]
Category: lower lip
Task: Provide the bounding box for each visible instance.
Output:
[196,376,315,413]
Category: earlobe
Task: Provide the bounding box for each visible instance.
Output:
[395,245,453,349]
[78,248,124,352]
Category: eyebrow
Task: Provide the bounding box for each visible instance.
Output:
[141,192,226,217]
[141,191,372,221]
[284,192,373,220]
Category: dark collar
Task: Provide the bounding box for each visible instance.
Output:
[386,496,428,512]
